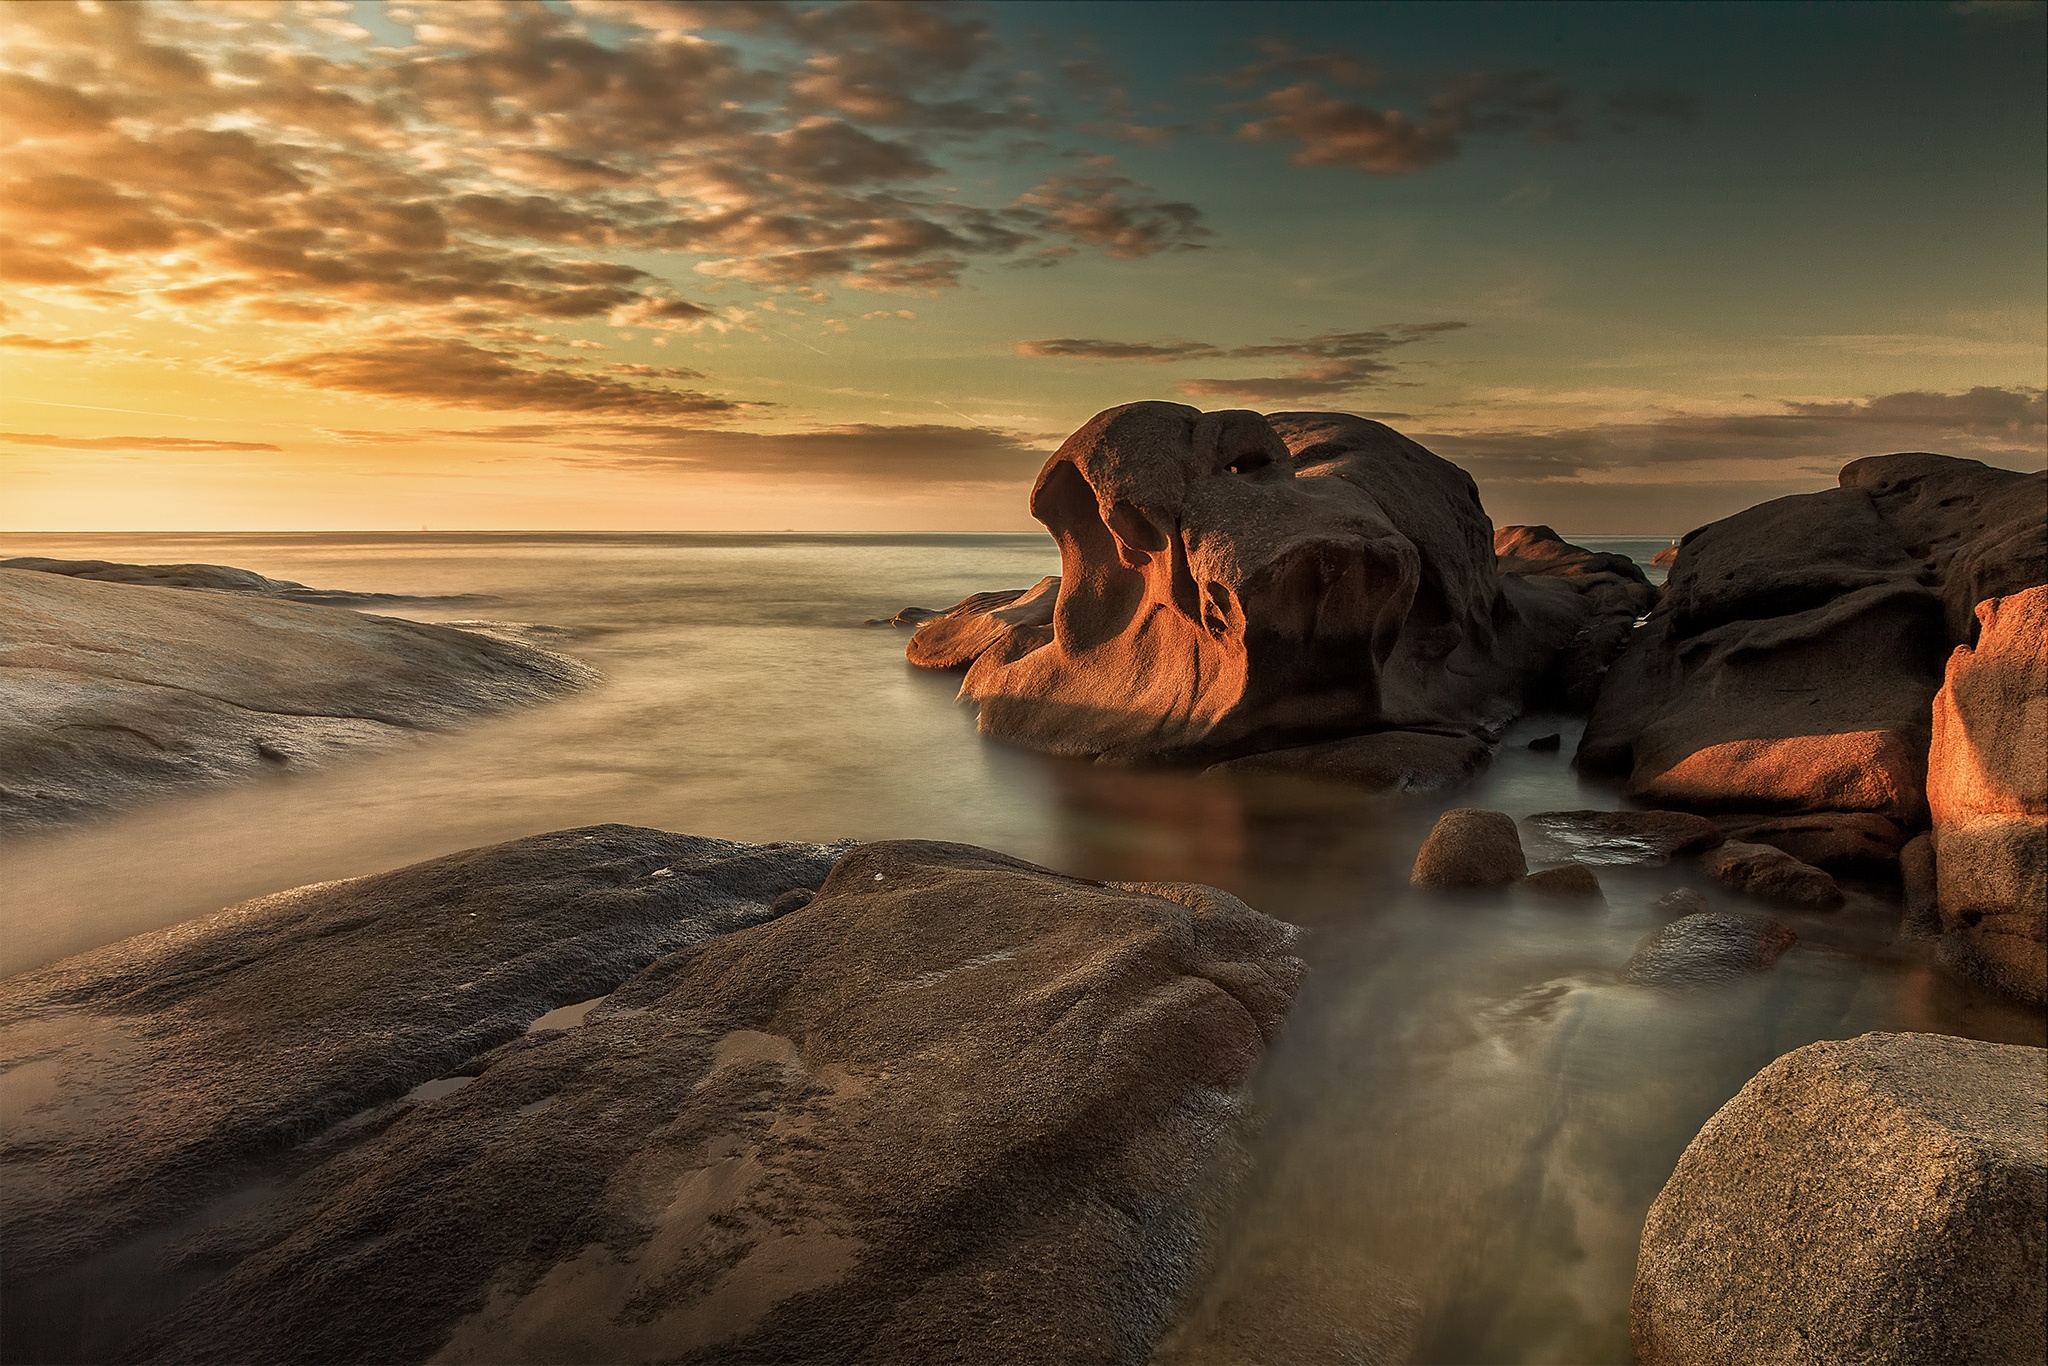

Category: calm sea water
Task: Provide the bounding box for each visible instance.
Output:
[1,532,2035,1363]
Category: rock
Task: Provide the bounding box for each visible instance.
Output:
[1206,729,1491,793]
[1411,808,1528,887]
[1526,731,1562,751]
[903,577,1058,669]
[0,835,1302,1365]
[1619,911,1797,985]
[0,567,595,830]
[0,555,489,608]
[1927,586,2048,1003]
[1523,809,1724,864]
[915,404,1640,763]
[863,605,940,628]
[1650,545,1680,568]
[1654,888,1713,916]
[1701,840,1844,910]
[1711,811,1907,873]
[1840,452,2048,645]
[1523,863,1603,898]
[1632,1032,2048,1366]
[1494,525,1658,709]
[1900,832,1939,937]
[1580,454,2045,822]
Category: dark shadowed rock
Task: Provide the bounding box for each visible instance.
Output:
[1523,809,1724,865]
[1927,586,2048,1003]
[1206,729,1491,793]
[1619,911,1797,985]
[1494,525,1658,709]
[1701,841,1844,909]
[1654,888,1713,917]
[1900,832,1939,937]
[0,568,594,830]
[1411,808,1528,887]
[1633,1032,2047,1366]
[1,835,1302,1366]
[1580,454,2045,823]
[903,577,1058,669]
[1526,731,1562,752]
[912,404,1641,763]
[1711,811,1907,873]
[1523,863,1604,898]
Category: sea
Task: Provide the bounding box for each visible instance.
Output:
[1,531,2039,1363]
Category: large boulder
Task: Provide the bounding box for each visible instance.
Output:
[1927,587,2048,1003]
[0,832,1302,1365]
[1633,1032,2048,1366]
[0,567,594,829]
[1578,453,2048,820]
[912,404,1643,764]
[1410,808,1528,887]
[1493,525,1658,708]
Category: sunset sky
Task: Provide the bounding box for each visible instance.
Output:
[2,0,2042,533]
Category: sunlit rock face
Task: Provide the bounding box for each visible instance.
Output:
[916,403,1619,763]
[1580,454,2046,822]
[1928,586,2048,1003]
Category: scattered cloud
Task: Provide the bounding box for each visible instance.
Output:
[0,332,92,349]
[1235,69,1577,173]
[0,431,282,452]
[1015,322,1468,399]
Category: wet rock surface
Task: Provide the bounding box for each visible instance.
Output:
[1927,586,2048,1003]
[1701,840,1845,910]
[1523,809,1724,865]
[1579,454,2044,821]
[1619,911,1798,986]
[1206,729,1491,793]
[1410,808,1528,888]
[0,833,1301,1366]
[1633,1032,2048,1366]
[0,567,595,829]
[1711,811,1907,873]
[912,404,1645,764]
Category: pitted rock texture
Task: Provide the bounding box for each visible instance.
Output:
[1410,808,1528,888]
[0,566,594,829]
[1,834,1302,1366]
[913,404,1641,764]
[1927,586,2048,1003]
[1579,454,2045,821]
[1633,1032,2048,1366]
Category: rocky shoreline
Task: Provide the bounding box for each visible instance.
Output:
[3,404,2041,1364]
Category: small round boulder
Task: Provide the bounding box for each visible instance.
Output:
[1411,809,1528,888]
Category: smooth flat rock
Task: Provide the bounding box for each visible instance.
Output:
[0,566,594,829]
[1525,809,1725,865]
[1206,729,1491,793]
[1,555,490,608]
[1701,840,1844,910]
[918,404,1640,763]
[1634,1032,2048,1365]
[2,834,1302,1365]
[1927,586,2048,1003]
[1619,911,1797,985]
[1411,808,1528,888]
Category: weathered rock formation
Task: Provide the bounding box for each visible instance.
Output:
[1492,524,1658,709]
[1619,911,1797,985]
[0,566,594,829]
[0,830,1302,1365]
[1579,453,2045,824]
[1633,1032,2047,1365]
[907,404,1649,765]
[1926,586,2048,1003]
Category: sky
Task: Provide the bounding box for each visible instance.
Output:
[1,0,2043,533]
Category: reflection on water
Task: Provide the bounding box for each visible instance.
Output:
[2,533,2040,1364]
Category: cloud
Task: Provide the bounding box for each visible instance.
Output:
[242,338,756,419]
[1236,70,1576,173]
[0,431,282,451]
[1015,322,1468,398]
[1010,174,1208,257]
[0,332,92,349]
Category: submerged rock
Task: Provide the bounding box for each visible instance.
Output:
[1206,729,1491,793]
[1927,586,2048,1003]
[1619,911,1797,985]
[911,404,1644,764]
[1711,811,1906,873]
[1701,840,1845,910]
[1523,809,1724,865]
[1653,888,1713,917]
[1579,454,2044,821]
[1411,808,1527,888]
[0,566,594,829]
[1523,863,1604,898]
[0,832,1302,1365]
[1633,1032,2048,1365]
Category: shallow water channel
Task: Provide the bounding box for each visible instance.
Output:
[2,532,2042,1363]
